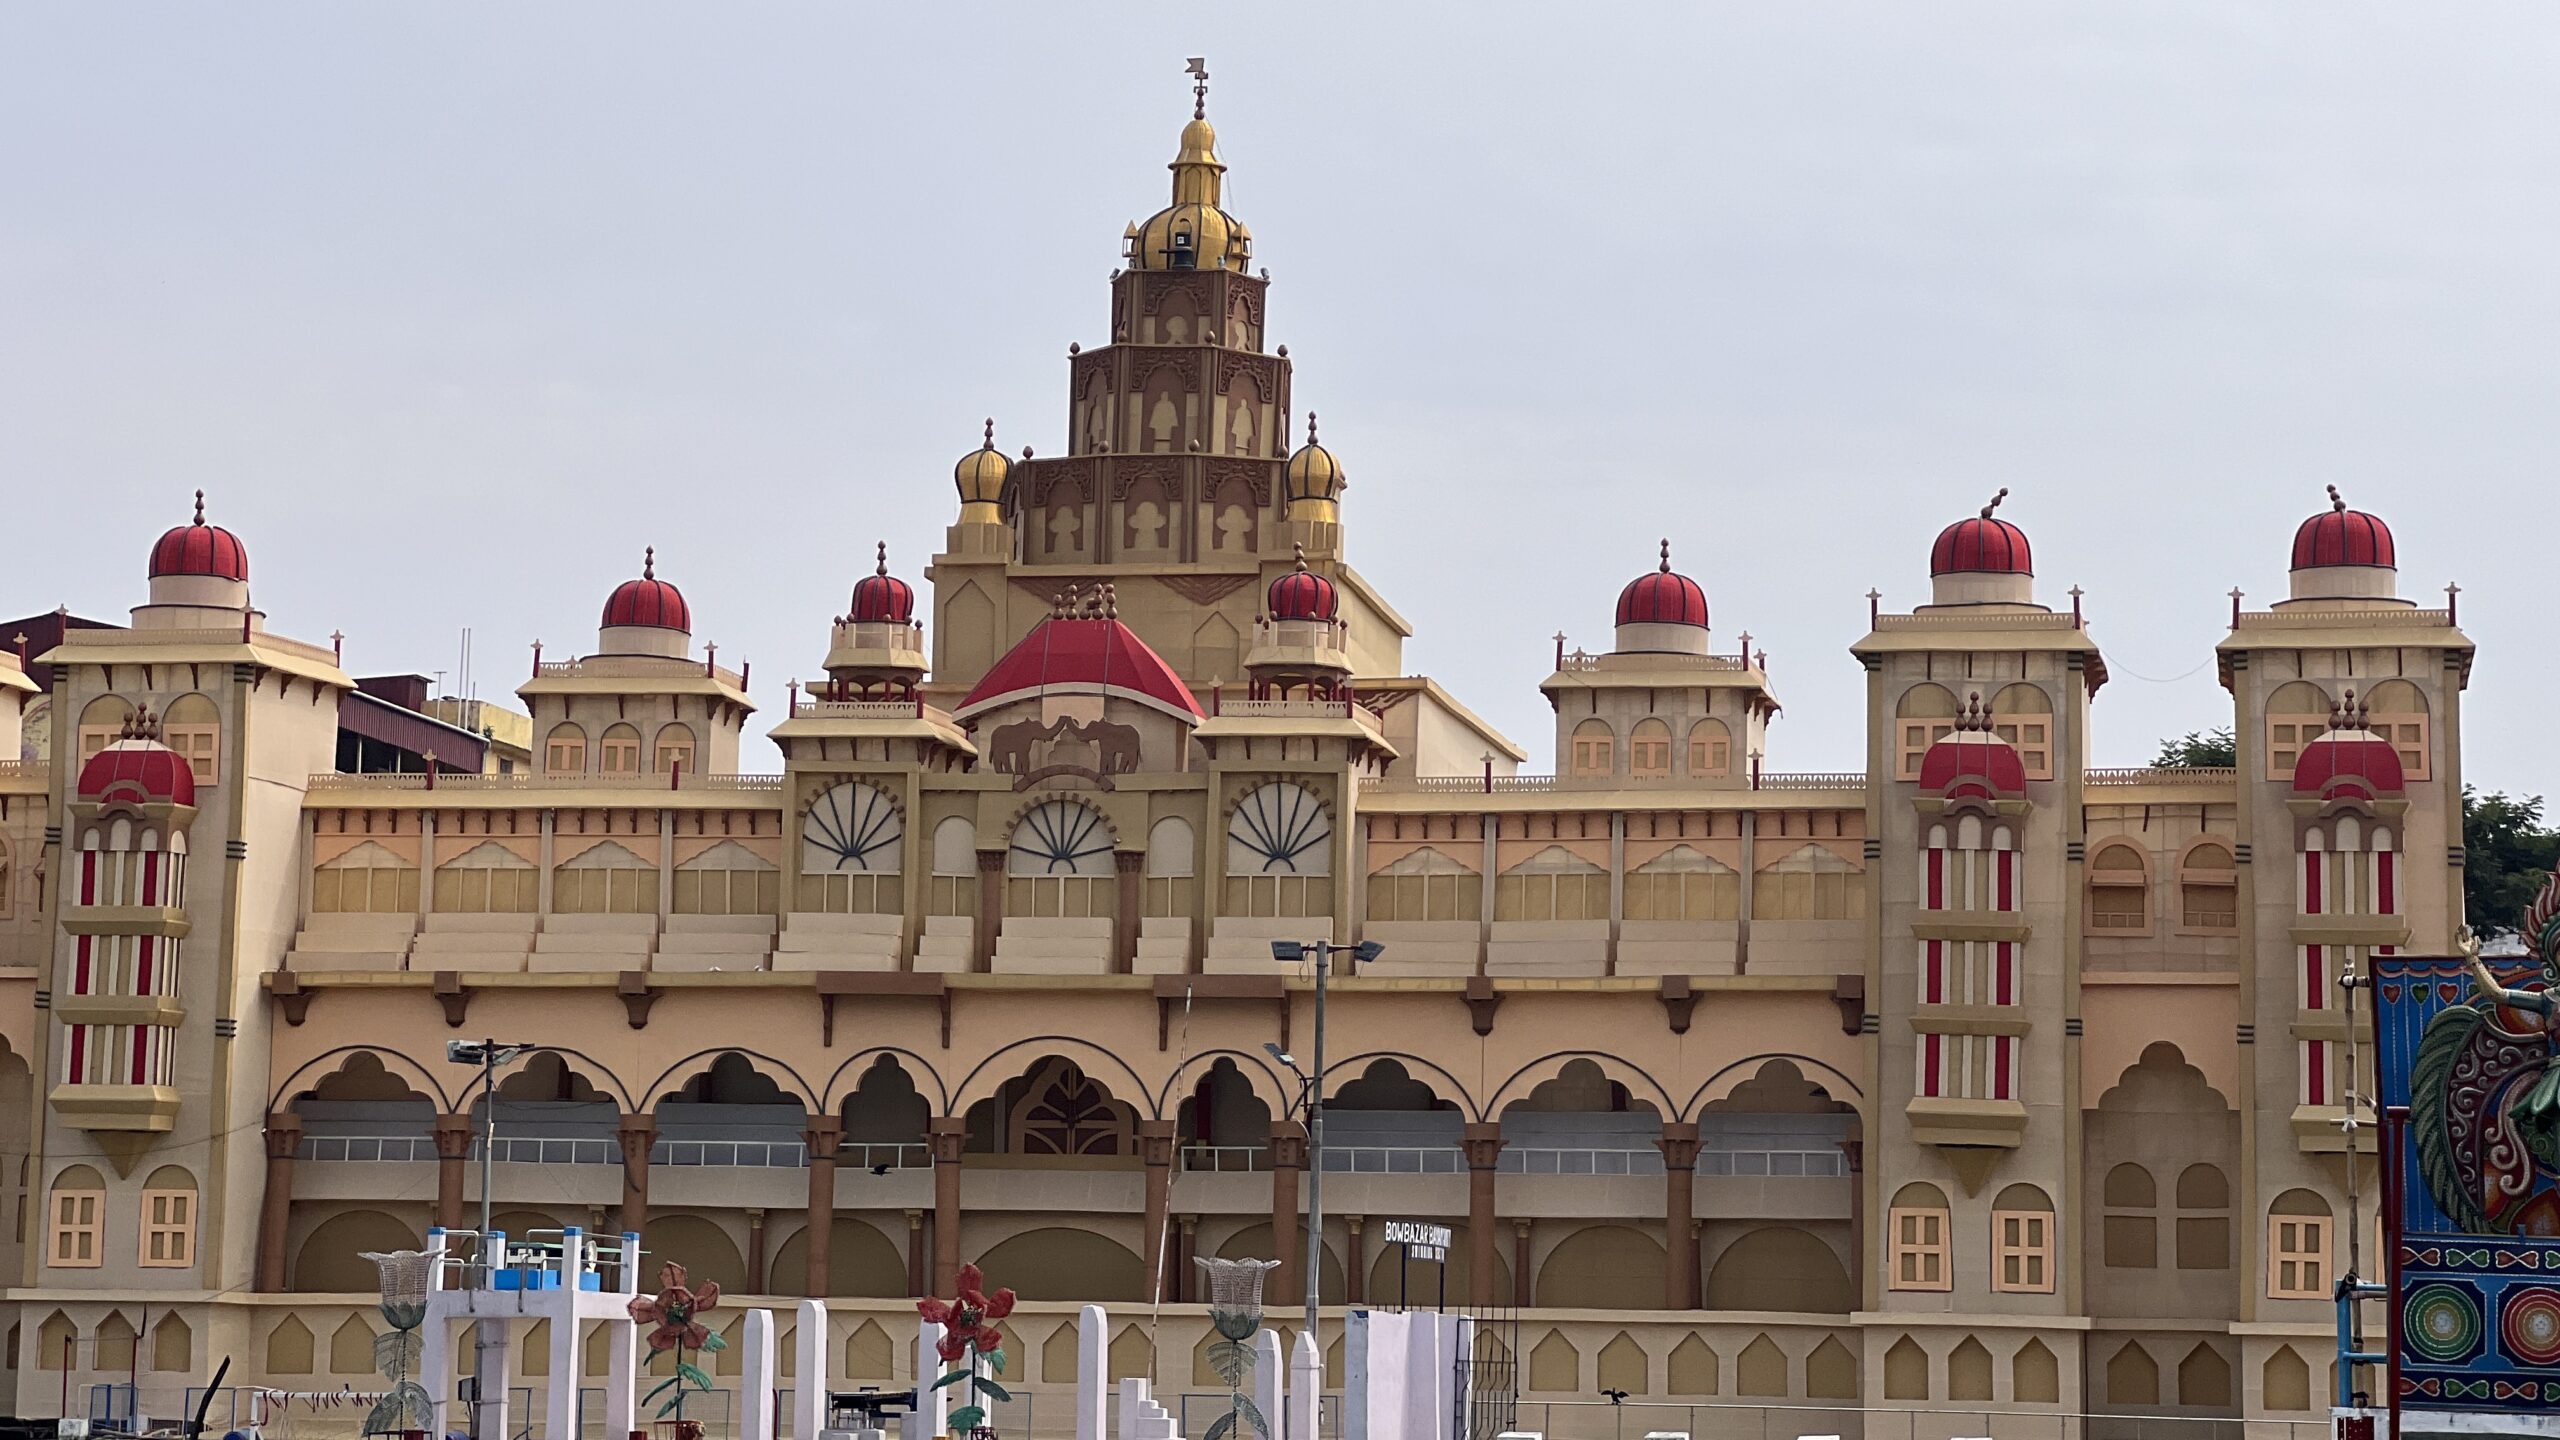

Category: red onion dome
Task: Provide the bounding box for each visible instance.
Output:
[2291,485,2396,570]
[148,490,249,582]
[1929,487,2032,576]
[1615,540,1709,627]
[1916,694,2027,800]
[78,711,197,808]
[850,542,916,625]
[1267,544,1339,622]
[2291,689,2405,800]
[601,547,691,632]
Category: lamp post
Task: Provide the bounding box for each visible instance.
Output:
[446,1038,532,1440]
[1269,939,1383,1346]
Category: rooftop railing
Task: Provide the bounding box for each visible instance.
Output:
[1364,771,1863,795]
[305,770,784,793]
[1554,650,1754,673]
[790,699,928,720]
[536,655,747,688]
[52,624,345,666]
[2087,766,2239,785]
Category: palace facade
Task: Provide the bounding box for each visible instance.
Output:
[0,76,2471,1436]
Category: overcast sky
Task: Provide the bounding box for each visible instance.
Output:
[5,4,2554,785]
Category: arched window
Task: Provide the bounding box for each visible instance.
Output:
[2362,679,2429,780]
[598,724,642,777]
[1570,718,1614,778]
[2086,841,2151,933]
[139,1165,197,1268]
[1924,814,2019,914]
[798,782,902,914]
[1990,683,2053,780]
[433,841,539,914]
[1623,845,1738,921]
[2103,1163,2158,1268]
[161,693,222,785]
[1006,802,1115,918]
[2178,840,2238,932]
[1366,847,1482,923]
[554,841,657,914]
[673,841,779,916]
[77,695,135,764]
[654,723,697,776]
[1628,719,1672,779]
[1225,783,1332,917]
[2266,1190,2332,1299]
[46,1165,105,1268]
[1144,818,1195,917]
[2174,1163,2231,1269]
[543,723,587,775]
[1990,1183,2055,1293]
[1887,1181,1951,1292]
[1686,718,1731,778]
[1895,683,1960,780]
[928,817,977,916]
[1495,845,1608,922]
[2264,681,2330,779]
[312,842,419,914]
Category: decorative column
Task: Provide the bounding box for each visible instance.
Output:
[1463,1122,1504,1309]
[256,1112,302,1293]
[1176,1216,1199,1302]
[905,1209,927,1297]
[433,1114,475,1231]
[1512,1220,1533,1308]
[930,1117,966,1293]
[616,1113,656,1235]
[1838,1137,1864,1300]
[1139,1119,1177,1301]
[1658,1122,1701,1310]
[974,851,1005,971]
[745,1209,768,1294]
[803,1117,843,1297]
[1115,850,1145,973]
[1268,1120,1308,1306]
[1344,1215,1366,1305]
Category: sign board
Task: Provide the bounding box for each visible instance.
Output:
[1381,1219,1452,1263]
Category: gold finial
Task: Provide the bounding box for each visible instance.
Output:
[643,546,656,580]
[1187,56,1209,120]
[2328,483,2346,513]
[1293,541,1309,574]
[874,541,889,576]
[1981,487,2009,520]
[981,417,996,450]
[1305,411,1319,447]
[1659,538,1672,574]
[192,489,207,526]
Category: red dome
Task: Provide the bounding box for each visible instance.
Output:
[148,490,248,582]
[956,595,1204,723]
[1268,549,1339,622]
[2291,486,2396,570]
[850,543,916,625]
[1918,732,2027,800]
[1930,489,2031,576]
[1615,541,1709,627]
[2292,695,2404,800]
[78,737,197,809]
[601,548,691,632]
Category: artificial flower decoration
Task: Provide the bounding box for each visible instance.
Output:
[918,1262,1017,1434]
[629,1261,727,1418]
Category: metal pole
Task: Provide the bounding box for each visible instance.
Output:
[1305,942,1328,1345]
[475,1040,497,1440]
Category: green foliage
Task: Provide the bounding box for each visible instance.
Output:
[950,1406,987,1432]
[934,1370,972,1392]
[1209,1338,1251,1388]
[362,1381,432,1437]
[986,1348,1006,1375]
[2463,788,2560,936]
[1205,1413,1237,1440]
[2152,728,2237,768]
[976,1377,1013,1403]
[1234,1394,1270,1440]
[698,1331,727,1353]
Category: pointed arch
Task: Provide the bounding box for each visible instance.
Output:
[1684,1053,1864,1117]
[949,1037,1153,1117]
[821,1046,953,1114]
[1487,1053,1672,1118]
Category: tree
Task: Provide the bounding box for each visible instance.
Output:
[2153,728,2238,768]
[2463,788,2560,936]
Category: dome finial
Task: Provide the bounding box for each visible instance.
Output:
[192,489,206,526]
[1659,538,1672,573]
[1982,487,2009,520]
[874,541,889,577]
[1187,56,1209,121]
[1293,541,1309,574]
[643,546,656,580]
[1305,411,1319,446]
[981,417,996,451]
[2328,483,2346,513]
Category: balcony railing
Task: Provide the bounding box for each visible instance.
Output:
[654,1138,809,1168]
[1181,1144,1270,1173]
[300,1133,930,1168]
[790,699,928,720]
[536,655,747,688]
[305,771,784,793]
[2087,766,2239,785]
[1498,1146,1664,1176]
[1365,771,1864,795]
[300,1135,436,1163]
[1697,1148,1848,1177]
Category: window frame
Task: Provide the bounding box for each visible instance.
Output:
[2267,1213,2332,1300]
[543,725,587,775]
[2175,840,2240,934]
[48,1187,104,1269]
[2084,842,2153,936]
[139,1188,196,1268]
[1991,1208,2056,1294]
[1887,1206,1952,1292]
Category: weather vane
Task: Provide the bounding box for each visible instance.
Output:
[1187,57,1209,119]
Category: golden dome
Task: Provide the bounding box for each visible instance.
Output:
[1284,412,1342,518]
[1124,92,1252,272]
[954,418,1011,523]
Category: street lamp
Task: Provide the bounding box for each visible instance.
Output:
[1269,938,1384,1345]
[446,1038,532,1440]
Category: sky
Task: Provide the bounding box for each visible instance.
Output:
[4,4,2555,785]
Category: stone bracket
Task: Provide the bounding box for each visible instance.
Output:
[815,972,952,1047]
[618,972,660,1030]
[1832,974,1865,1036]
[270,972,314,1026]
[1152,975,1287,1052]
[433,972,472,1028]
[1658,976,1699,1034]
[1463,977,1501,1037]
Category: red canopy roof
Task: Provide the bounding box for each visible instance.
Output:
[957,615,1203,722]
